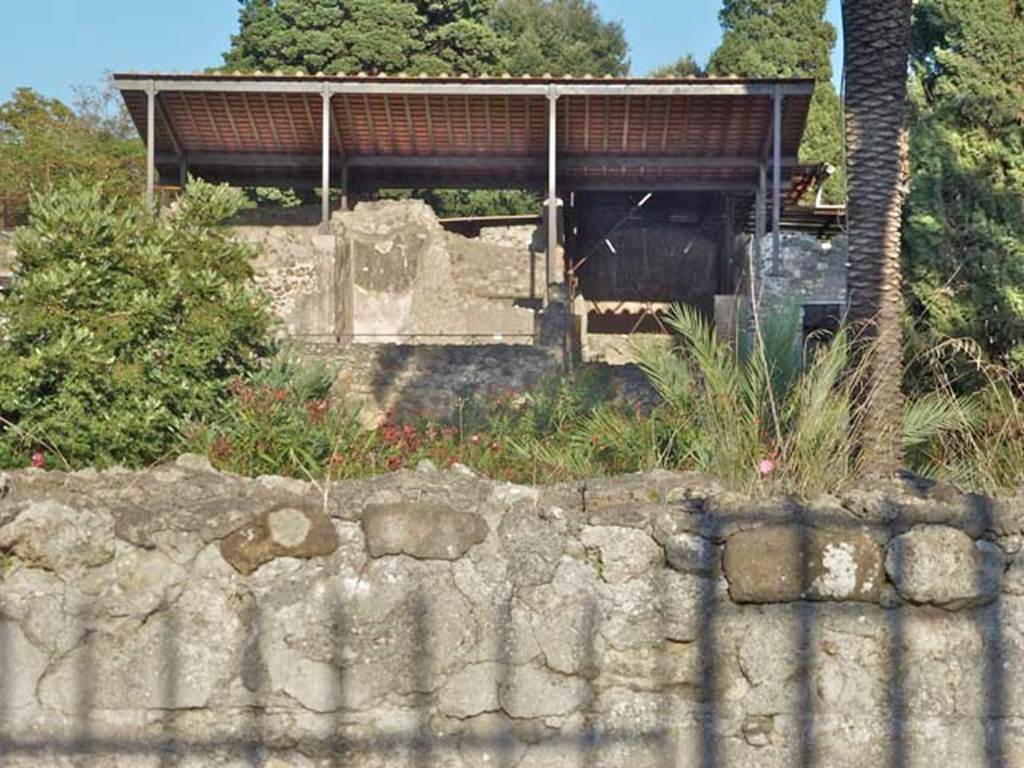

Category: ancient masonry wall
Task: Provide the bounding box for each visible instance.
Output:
[235,201,544,345]
[1,460,1023,767]
[753,232,848,312]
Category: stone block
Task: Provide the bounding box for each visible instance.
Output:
[0,500,114,572]
[220,504,339,575]
[885,525,1004,608]
[723,525,885,603]
[362,502,488,560]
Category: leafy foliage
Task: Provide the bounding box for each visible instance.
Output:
[706,0,845,202]
[637,304,863,496]
[185,356,371,479]
[223,0,628,78]
[0,86,143,202]
[223,0,507,76]
[186,362,678,485]
[903,0,1024,378]
[0,180,273,469]
[649,55,704,79]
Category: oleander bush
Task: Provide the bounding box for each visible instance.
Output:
[0,179,273,469]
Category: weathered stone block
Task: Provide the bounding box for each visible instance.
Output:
[580,525,663,583]
[362,503,488,560]
[664,532,718,575]
[220,504,339,574]
[885,525,1004,608]
[723,525,885,603]
[499,663,592,719]
[0,500,114,572]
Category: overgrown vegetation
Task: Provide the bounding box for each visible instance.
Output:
[184,362,681,485]
[0,181,1020,495]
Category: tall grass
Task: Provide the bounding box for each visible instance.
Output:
[637,303,876,495]
[904,345,1024,493]
[638,303,1024,496]
[182,313,1023,497]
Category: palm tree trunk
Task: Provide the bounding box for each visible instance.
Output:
[842,0,913,473]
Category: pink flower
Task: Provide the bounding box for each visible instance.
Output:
[30,451,45,469]
[758,458,776,477]
[470,434,481,445]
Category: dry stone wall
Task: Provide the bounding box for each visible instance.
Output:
[1,460,1023,767]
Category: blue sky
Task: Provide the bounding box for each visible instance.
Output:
[0,0,844,105]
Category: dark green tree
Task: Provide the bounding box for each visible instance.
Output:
[223,0,507,75]
[489,0,629,76]
[707,0,845,202]
[903,0,1024,377]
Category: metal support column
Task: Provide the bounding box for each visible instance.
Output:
[771,86,783,274]
[146,82,156,211]
[320,88,332,233]
[178,158,188,191]
[546,92,559,303]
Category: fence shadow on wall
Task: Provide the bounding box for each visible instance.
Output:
[0,496,1011,767]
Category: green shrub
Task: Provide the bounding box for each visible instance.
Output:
[0,179,273,469]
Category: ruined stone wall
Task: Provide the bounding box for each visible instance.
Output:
[335,201,540,344]
[297,341,654,424]
[235,225,339,339]
[1,460,1023,767]
[235,203,544,344]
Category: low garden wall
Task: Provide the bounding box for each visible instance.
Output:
[1,459,1023,766]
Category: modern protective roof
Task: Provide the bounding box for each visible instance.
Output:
[114,72,818,197]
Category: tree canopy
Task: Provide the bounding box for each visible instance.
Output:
[489,0,628,76]
[223,0,507,75]
[222,0,628,77]
[903,0,1024,377]
[649,55,704,79]
[707,0,845,202]
[0,87,143,203]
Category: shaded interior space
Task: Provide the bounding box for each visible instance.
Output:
[567,191,740,349]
